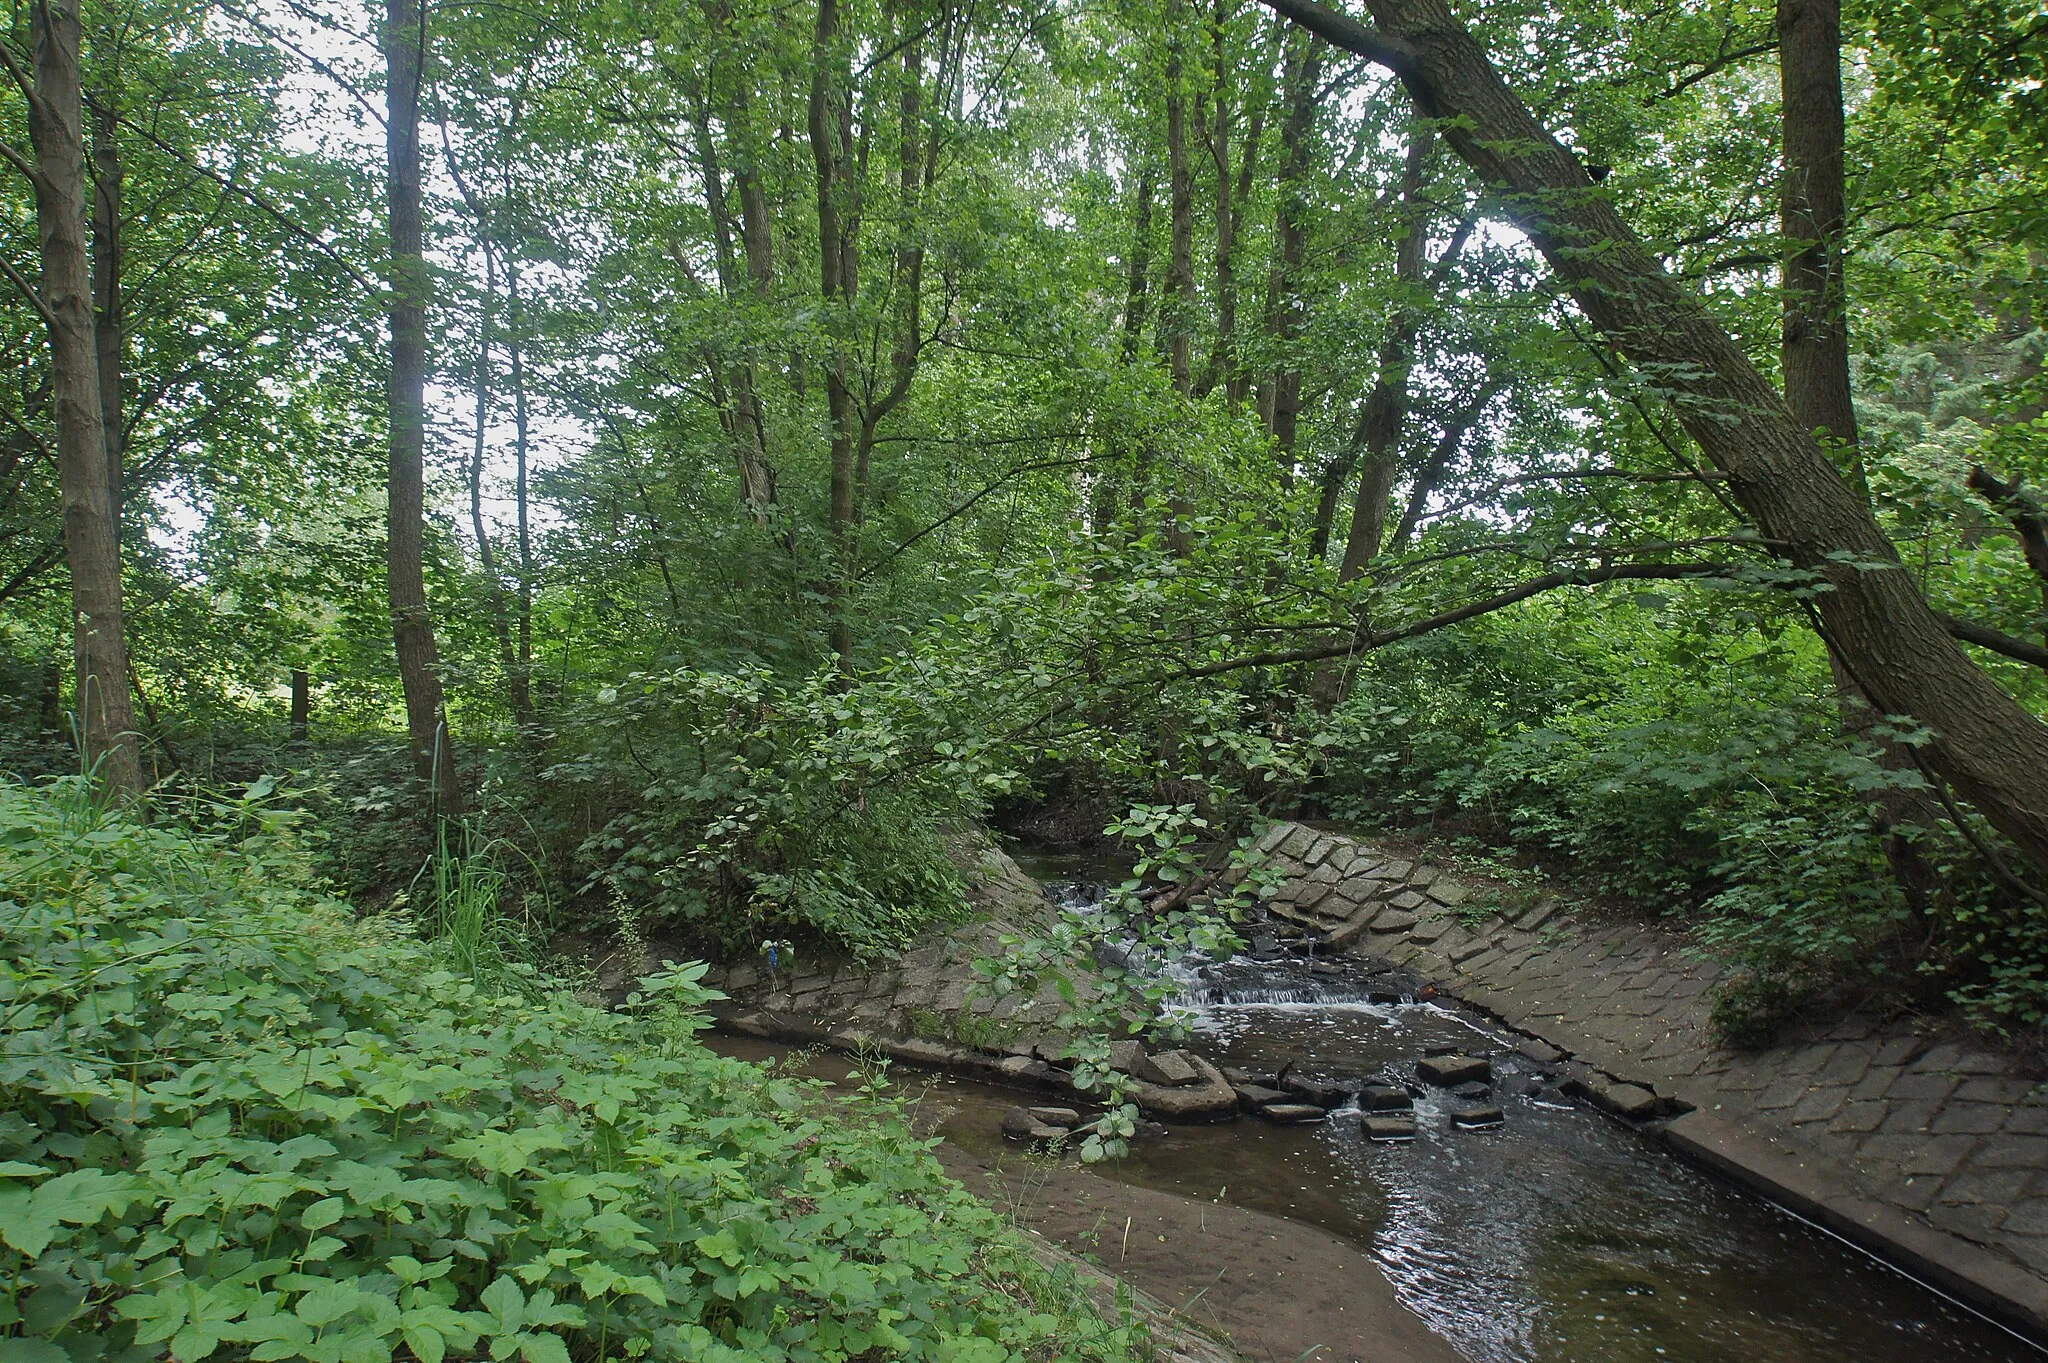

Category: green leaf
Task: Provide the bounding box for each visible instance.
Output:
[300,1197,344,1231]
[517,1334,572,1363]
[401,1325,446,1363]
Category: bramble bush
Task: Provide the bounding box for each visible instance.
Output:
[0,779,1153,1362]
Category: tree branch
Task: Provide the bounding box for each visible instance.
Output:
[1937,613,2048,671]
[0,253,54,330]
[1173,562,1735,679]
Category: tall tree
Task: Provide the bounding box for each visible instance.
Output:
[383,0,462,812]
[1778,0,1855,453]
[1265,0,2048,874]
[2,0,143,795]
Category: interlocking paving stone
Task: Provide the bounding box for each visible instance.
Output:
[1879,1100,1944,1135]
[1933,1103,2010,1136]
[1874,1034,1930,1066]
[1959,1077,2040,1105]
[1973,1134,2048,1169]
[2004,1198,2048,1236]
[1829,1100,1890,1134]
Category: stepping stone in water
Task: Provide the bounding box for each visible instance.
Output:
[1363,1115,1418,1141]
[1417,1054,1492,1087]
[1259,1103,1327,1124]
[1360,1084,1413,1112]
[1449,1079,1492,1099]
[1232,1083,1291,1111]
[1133,1048,1203,1087]
[1282,1075,1353,1109]
[1452,1105,1506,1128]
[1001,1107,1069,1142]
[1029,1106,1081,1128]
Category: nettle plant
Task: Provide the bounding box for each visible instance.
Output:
[0,781,1150,1363]
[973,804,1280,1162]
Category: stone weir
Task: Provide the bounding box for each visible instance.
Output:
[1251,820,2048,1340]
[602,842,1251,1125]
[655,824,2048,1337]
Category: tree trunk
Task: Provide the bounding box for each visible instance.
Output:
[688,82,778,524]
[29,0,142,797]
[1779,0,1941,877]
[1966,465,2048,630]
[290,668,311,743]
[1259,30,1322,481]
[1163,11,1196,397]
[1337,126,1432,583]
[1268,0,2048,874]
[1197,0,1265,403]
[89,92,119,533]
[466,250,526,729]
[809,0,859,665]
[1779,0,1856,458]
[1385,376,1501,554]
[505,263,536,725]
[382,0,461,815]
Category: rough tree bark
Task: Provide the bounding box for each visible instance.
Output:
[382,0,462,814]
[17,0,143,796]
[1265,0,2048,873]
[1778,0,1856,458]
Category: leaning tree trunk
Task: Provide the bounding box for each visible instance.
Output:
[29,0,142,797]
[1266,0,2048,874]
[382,0,462,815]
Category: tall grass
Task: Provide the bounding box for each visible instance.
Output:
[415,818,546,990]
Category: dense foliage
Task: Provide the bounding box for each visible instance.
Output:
[1,0,2047,1043]
[0,782,1153,1362]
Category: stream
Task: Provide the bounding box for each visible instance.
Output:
[998,851,2044,1363]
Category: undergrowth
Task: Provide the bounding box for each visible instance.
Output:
[0,779,1154,1362]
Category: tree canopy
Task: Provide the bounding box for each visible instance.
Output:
[2,0,2047,1025]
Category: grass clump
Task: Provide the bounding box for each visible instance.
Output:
[0,780,1153,1363]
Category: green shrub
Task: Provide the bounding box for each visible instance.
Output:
[0,780,1149,1362]
[544,666,1017,960]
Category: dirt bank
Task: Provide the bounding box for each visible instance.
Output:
[707,1035,1462,1363]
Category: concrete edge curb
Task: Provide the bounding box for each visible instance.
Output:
[1658,1109,2048,1340]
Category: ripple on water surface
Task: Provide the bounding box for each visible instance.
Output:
[1148,993,2043,1363]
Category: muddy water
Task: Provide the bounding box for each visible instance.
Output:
[1000,856,2043,1363]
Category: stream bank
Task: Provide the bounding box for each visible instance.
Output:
[611,833,2048,1358]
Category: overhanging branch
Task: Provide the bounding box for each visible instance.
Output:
[1173,562,1733,680]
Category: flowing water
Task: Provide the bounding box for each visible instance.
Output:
[1005,851,2045,1363]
